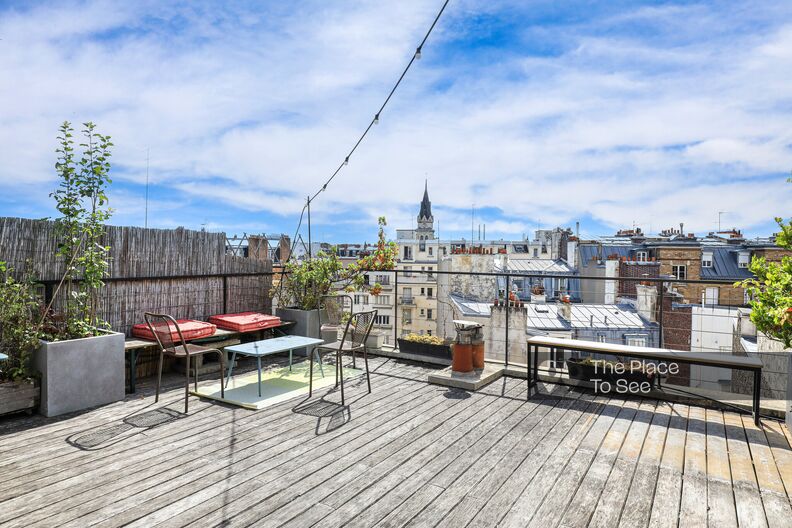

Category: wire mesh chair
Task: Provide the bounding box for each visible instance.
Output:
[318,294,355,365]
[309,309,376,405]
[144,312,225,413]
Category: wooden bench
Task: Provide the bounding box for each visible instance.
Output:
[124,321,295,393]
[526,335,764,425]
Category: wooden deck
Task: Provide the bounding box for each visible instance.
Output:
[1,357,792,527]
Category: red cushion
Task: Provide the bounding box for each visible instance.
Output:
[208,312,282,333]
[131,319,216,341]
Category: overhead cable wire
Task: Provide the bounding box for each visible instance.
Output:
[278,0,451,276]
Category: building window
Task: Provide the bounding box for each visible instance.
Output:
[672,265,686,280]
[427,309,433,319]
[636,251,648,262]
[596,333,606,343]
[428,246,433,256]
[625,334,648,347]
[704,287,719,306]
[374,295,390,305]
[533,248,538,257]
[354,295,369,305]
[427,287,433,298]
[403,246,413,260]
[738,252,750,268]
[420,308,425,316]
[427,330,433,336]
[701,252,713,268]
[420,287,425,295]
[374,315,390,326]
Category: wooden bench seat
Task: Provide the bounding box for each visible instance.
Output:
[526,335,763,425]
[124,321,295,393]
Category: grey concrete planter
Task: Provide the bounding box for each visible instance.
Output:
[366,331,385,350]
[35,331,125,417]
[276,307,321,357]
[0,379,39,417]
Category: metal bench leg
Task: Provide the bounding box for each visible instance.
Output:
[526,344,532,400]
[754,369,761,427]
[129,350,138,394]
[533,344,539,385]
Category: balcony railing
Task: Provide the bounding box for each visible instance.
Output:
[399,296,415,305]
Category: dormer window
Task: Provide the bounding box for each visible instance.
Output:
[636,251,648,262]
[701,252,713,268]
[738,251,750,268]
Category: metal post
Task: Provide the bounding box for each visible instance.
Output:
[658,279,665,347]
[394,271,399,347]
[754,369,761,426]
[222,275,228,314]
[307,196,312,261]
[505,274,510,366]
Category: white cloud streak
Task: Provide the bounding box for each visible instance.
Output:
[0,0,791,239]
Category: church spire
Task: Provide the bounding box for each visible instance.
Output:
[419,179,432,221]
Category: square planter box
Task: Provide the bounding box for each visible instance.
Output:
[276,307,321,357]
[397,339,452,360]
[0,379,40,417]
[321,327,384,350]
[366,330,385,350]
[35,331,125,417]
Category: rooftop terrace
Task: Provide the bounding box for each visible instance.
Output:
[2,356,791,527]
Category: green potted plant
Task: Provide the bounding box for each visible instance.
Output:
[34,122,124,417]
[0,262,42,416]
[738,178,792,428]
[273,217,396,355]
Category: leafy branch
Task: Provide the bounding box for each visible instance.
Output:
[738,177,792,347]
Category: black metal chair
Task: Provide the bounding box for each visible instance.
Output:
[309,309,376,405]
[317,294,355,365]
[144,312,225,413]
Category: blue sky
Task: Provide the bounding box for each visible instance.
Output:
[1,1,791,243]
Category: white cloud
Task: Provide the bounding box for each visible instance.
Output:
[0,1,791,240]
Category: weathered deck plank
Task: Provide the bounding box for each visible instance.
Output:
[0,358,791,528]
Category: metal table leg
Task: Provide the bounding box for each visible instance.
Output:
[225,350,237,389]
[289,349,293,371]
[315,349,324,377]
[257,356,262,398]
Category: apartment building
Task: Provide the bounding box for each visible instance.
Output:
[577,227,790,307]
[395,183,440,337]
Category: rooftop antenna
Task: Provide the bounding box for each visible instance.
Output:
[718,211,730,232]
[144,148,149,229]
[471,203,475,243]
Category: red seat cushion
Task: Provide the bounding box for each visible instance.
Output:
[208,312,282,333]
[132,319,217,341]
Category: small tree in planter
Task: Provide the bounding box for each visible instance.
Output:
[0,262,42,416]
[737,177,792,428]
[34,122,125,417]
[738,202,792,348]
[273,217,397,353]
[45,121,114,338]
